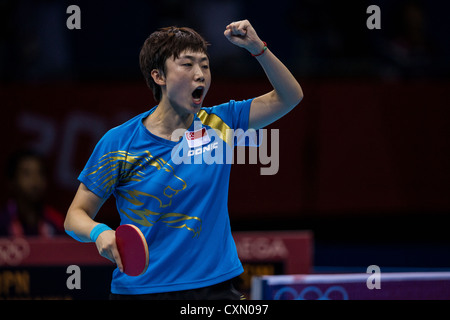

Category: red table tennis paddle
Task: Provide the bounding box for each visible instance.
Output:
[115,224,149,276]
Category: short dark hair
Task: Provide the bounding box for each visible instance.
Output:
[139,26,210,102]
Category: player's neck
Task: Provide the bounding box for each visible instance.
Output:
[144,99,194,141]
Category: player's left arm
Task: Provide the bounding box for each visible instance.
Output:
[224,20,304,130]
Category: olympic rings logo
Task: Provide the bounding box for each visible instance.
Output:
[273,285,349,300]
[0,238,30,266]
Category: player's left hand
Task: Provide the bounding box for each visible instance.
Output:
[224,20,265,56]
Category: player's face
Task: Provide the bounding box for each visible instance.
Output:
[163,50,211,114]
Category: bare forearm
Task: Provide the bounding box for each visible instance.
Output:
[255,48,303,108]
[64,183,104,242]
[64,207,99,242]
[64,183,121,269]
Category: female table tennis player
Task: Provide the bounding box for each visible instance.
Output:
[64,19,303,299]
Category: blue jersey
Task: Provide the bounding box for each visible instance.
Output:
[79,99,255,294]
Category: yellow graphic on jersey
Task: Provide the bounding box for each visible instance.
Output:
[85,150,201,237]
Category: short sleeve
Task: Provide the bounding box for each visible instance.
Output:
[209,99,252,131]
[78,130,121,199]
[206,99,261,147]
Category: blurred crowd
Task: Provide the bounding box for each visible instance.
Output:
[0,0,449,84]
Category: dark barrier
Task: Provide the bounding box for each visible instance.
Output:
[0,231,313,299]
[0,237,113,299]
[234,231,313,296]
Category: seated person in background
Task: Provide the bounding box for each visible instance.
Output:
[0,150,64,237]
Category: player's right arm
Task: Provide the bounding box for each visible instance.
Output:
[65,183,123,271]
[65,183,104,241]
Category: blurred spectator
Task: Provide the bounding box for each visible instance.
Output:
[377,1,438,79]
[0,150,65,237]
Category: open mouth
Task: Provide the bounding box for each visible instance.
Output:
[192,87,204,105]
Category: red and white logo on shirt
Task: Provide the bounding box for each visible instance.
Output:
[185,127,211,148]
